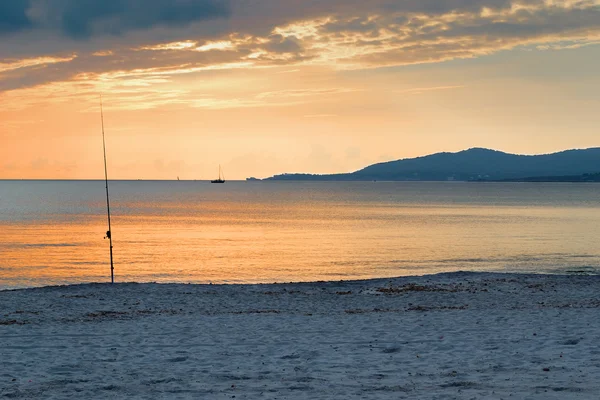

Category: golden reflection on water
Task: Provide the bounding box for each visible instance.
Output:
[2,181,600,288]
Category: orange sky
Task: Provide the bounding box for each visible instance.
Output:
[1,0,599,179]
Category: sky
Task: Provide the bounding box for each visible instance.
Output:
[1,0,599,180]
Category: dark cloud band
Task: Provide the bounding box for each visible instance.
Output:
[56,0,230,39]
[0,0,32,35]
[0,0,230,39]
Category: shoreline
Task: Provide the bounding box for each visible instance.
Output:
[2,269,599,293]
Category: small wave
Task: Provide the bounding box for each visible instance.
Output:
[23,243,78,248]
[562,266,600,275]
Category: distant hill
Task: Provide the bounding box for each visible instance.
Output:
[266,148,600,181]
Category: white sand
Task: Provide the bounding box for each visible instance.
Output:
[2,272,600,399]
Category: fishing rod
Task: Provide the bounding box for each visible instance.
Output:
[100,96,114,284]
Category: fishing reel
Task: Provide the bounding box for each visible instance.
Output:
[104,230,111,239]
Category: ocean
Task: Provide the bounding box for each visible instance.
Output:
[1,180,600,289]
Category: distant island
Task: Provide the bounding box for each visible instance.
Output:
[265,148,600,182]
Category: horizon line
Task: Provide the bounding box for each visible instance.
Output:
[2,146,600,181]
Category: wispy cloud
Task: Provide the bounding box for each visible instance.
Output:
[0,55,76,74]
[138,41,198,51]
[195,41,234,52]
[256,88,359,100]
[396,86,466,95]
[536,39,600,51]
[304,114,338,118]
[276,69,301,74]
[92,50,114,57]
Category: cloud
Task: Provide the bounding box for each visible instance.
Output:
[256,88,358,100]
[195,40,234,52]
[396,86,466,95]
[0,0,32,35]
[63,0,229,39]
[1,0,229,39]
[263,34,303,53]
[300,1,600,68]
[322,17,379,35]
[304,114,338,118]
[138,40,198,51]
[1,0,600,107]
[0,55,76,74]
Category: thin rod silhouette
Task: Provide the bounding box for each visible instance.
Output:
[100,96,114,284]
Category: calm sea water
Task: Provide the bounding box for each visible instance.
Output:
[1,180,600,289]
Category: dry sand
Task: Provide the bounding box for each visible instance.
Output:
[2,272,600,399]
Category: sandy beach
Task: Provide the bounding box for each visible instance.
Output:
[2,272,600,399]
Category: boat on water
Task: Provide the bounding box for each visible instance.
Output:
[211,165,225,183]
